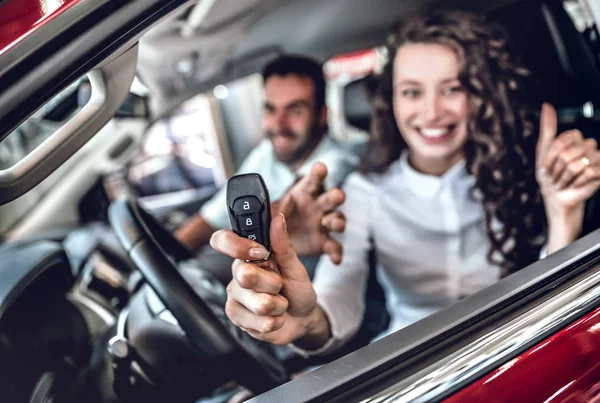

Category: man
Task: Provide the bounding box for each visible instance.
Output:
[176,55,358,257]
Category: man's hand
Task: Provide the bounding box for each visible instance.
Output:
[536,103,600,253]
[210,214,331,348]
[175,215,216,253]
[273,162,346,264]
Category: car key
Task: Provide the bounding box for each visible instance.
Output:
[226,173,271,261]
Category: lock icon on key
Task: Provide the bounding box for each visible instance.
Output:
[241,213,258,230]
[243,201,250,210]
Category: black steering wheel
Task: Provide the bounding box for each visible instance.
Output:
[108,197,288,394]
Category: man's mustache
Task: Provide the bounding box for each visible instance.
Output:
[267,130,298,139]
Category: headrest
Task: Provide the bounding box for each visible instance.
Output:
[343,74,376,132]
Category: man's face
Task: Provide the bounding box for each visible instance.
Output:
[263,74,326,164]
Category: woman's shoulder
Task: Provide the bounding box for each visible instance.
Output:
[343,168,395,194]
[338,169,401,224]
[344,171,375,191]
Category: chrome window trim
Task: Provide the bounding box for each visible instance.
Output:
[361,265,600,403]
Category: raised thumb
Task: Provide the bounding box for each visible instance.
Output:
[536,102,558,167]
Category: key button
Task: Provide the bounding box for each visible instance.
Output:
[242,230,262,244]
[233,196,261,214]
[239,213,260,230]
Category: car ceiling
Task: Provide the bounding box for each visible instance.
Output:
[137,0,518,103]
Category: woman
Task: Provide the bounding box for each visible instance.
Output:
[211,9,600,354]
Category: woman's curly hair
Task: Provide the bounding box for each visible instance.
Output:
[360,9,547,275]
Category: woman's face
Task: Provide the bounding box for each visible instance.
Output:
[393,43,469,175]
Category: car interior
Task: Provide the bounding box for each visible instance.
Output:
[0,0,599,402]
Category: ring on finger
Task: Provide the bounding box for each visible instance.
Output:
[245,251,271,264]
[582,156,591,167]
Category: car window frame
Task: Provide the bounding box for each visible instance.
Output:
[0,0,190,206]
[2,0,600,401]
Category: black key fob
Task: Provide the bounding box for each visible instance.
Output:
[226,173,271,260]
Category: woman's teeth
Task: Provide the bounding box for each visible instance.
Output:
[420,127,450,138]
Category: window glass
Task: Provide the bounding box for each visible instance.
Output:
[127,94,223,197]
[0,77,89,234]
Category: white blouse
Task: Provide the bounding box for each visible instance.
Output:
[307,152,502,354]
